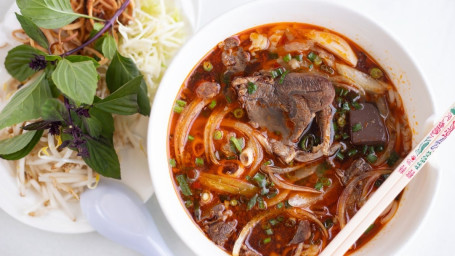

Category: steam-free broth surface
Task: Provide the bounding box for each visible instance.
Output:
[168,23,411,256]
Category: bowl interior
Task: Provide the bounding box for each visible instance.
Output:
[148,0,438,255]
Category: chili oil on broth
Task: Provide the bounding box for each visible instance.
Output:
[167,22,411,256]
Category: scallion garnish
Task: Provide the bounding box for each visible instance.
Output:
[176,174,192,196]
[283,53,292,62]
[369,67,383,79]
[233,108,245,118]
[230,136,243,153]
[366,154,378,163]
[307,52,317,62]
[247,194,258,210]
[276,202,284,209]
[208,100,217,109]
[214,130,223,140]
[269,219,279,226]
[247,81,257,94]
[169,158,176,167]
[195,157,204,166]
[176,99,187,107]
[263,237,272,244]
[187,135,194,141]
[387,151,400,166]
[279,70,290,84]
[203,61,213,71]
[347,149,358,157]
[258,196,266,210]
[265,228,273,235]
[352,122,363,132]
[174,105,184,113]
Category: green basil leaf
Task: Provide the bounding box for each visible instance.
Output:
[83,137,120,179]
[41,98,67,122]
[52,59,98,105]
[0,73,51,130]
[82,116,102,137]
[95,35,116,59]
[0,130,43,160]
[17,0,101,29]
[23,120,51,131]
[106,51,150,116]
[44,64,61,97]
[65,55,100,67]
[4,45,45,81]
[45,55,62,62]
[94,76,142,115]
[89,104,114,140]
[15,13,49,49]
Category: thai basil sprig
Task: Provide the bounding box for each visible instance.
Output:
[0,0,149,179]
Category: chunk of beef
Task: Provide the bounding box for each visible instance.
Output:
[206,220,237,247]
[220,37,250,73]
[231,72,335,163]
[289,220,312,244]
[349,103,387,145]
[196,81,220,99]
[338,158,372,185]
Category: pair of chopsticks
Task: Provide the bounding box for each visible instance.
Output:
[320,102,455,256]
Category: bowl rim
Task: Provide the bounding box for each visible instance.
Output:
[147,0,438,255]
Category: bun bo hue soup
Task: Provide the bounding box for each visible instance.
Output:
[168,23,411,255]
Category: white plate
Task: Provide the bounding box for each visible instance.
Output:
[0,0,190,233]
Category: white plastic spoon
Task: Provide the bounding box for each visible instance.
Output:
[80,178,172,256]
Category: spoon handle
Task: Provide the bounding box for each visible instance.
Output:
[80,179,173,256]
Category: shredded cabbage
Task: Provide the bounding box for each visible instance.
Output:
[117,0,187,101]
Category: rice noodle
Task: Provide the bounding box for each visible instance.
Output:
[264,166,321,194]
[265,189,289,207]
[380,200,398,224]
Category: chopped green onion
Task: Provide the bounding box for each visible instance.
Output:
[230,136,243,153]
[387,151,400,166]
[300,133,316,151]
[313,55,322,66]
[347,149,358,157]
[269,219,279,226]
[362,145,369,155]
[294,54,303,61]
[245,175,251,181]
[283,53,292,62]
[279,70,290,84]
[277,216,284,222]
[352,101,362,110]
[247,194,258,210]
[276,202,284,209]
[209,100,217,109]
[271,67,286,79]
[263,160,273,166]
[225,95,232,103]
[307,52,317,62]
[342,102,350,112]
[308,63,314,70]
[176,175,192,196]
[338,88,346,97]
[369,146,376,155]
[188,135,194,141]
[173,105,184,113]
[342,133,350,140]
[314,182,323,191]
[203,61,213,71]
[195,157,204,166]
[176,99,187,107]
[263,237,272,244]
[266,190,277,199]
[194,201,201,220]
[364,224,375,234]
[336,151,345,161]
[185,200,193,207]
[352,122,363,132]
[230,199,238,206]
[337,114,346,128]
[233,108,245,118]
[324,218,334,228]
[265,228,273,235]
[247,81,257,94]
[366,154,378,163]
[214,130,223,140]
[253,172,267,188]
[369,67,383,79]
[169,158,176,168]
[258,197,266,209]
[268,52,279,59]
[320,64,335,75]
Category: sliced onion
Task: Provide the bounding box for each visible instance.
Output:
[336,63,389,94]
[175,98,211,164]
[265,189,290,207]
[376,95,389,119]
[204,106,233,165]
[294,143,341,163]
[264,166,321,194]
[374,129,396,166]
[240,147,254,167]
[222,120,264,177]
[337,170,392,228]
[329,76,366,96]
[380,200,398,224]
[198,172,258,197]
[268,163,311,174]
[304,30,357,66]
[232,209,282,256]
[216,160,246,178]
[284,40,314,52]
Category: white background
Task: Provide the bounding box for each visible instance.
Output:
[0,0,454,255]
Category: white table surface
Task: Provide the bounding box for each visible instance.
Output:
[0,0,454,255]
